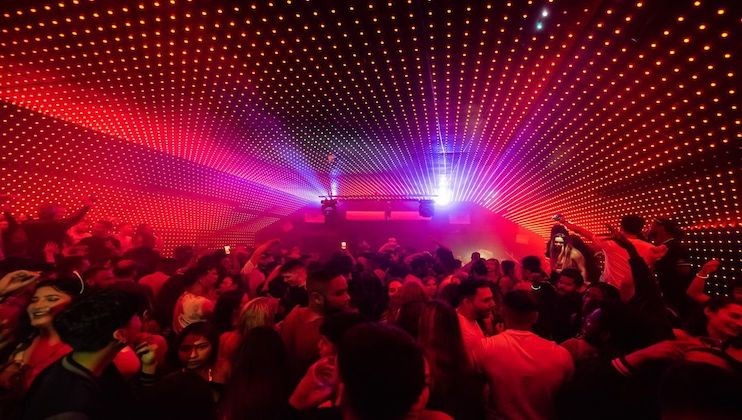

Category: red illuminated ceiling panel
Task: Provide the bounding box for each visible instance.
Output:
[0,1,739,275]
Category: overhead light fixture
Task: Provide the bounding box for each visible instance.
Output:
[418,200,435,218]
[435,174,452,206]
[321,198,338,220]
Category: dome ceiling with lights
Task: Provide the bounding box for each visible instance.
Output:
[0,1,739,274]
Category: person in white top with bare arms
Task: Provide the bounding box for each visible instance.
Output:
[474,290,574,420]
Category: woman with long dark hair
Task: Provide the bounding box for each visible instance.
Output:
[171,322,219,383]
[0,276,84,417]
[417,300,484,419]
[220,326,291,419]
[0,277,84,393]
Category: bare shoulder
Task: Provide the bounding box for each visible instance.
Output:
[420,410,454,420]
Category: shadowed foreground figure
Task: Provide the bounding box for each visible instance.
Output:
[336,323,454,420]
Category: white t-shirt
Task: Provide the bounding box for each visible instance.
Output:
[628,237,664,268]
[457,312,485,358]
[594,236,663,300]
[474,329,573,420]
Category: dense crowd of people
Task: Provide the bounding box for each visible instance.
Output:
[0,197,739,420]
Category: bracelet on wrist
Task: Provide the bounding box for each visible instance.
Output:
[619,356,637,374]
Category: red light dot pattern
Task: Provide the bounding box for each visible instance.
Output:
[0,0,738,279]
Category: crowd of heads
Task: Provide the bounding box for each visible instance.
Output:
[0,200,739,419]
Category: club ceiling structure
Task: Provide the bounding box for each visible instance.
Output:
[0,1,739,276]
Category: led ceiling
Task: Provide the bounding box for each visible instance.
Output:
[0,0,739,276]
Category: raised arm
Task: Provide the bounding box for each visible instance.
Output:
[555,215,596,242]
[609,227,662,305]
[60,196,96,229]
[686,259,719,305]
[250,239,279,265]
[241,238,280,276]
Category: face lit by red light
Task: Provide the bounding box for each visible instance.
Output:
[178,334,214,371]
[461,287,496,320]
[705,303,742,342]
[388,280,403,298]
[556,275,579,296]
[27,286,73,329]
[323,275,350,313]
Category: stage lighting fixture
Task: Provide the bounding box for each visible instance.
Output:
[321,199,337,217]
[419,200,435,218]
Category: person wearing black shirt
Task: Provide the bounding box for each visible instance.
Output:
[554,268,585,342]
[19,287,158,420]
[123,228,161,278]
[77,221,121,267]
[267,259,309,321]
[522,256,558,340]
[649,218,694,319]
[12,199,94,262]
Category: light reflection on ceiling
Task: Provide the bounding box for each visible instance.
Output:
[0,0,738,278]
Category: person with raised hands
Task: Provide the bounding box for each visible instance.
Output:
[558,331,699,419]
[686,259,738,304]
[289,311,365,412]
[9,197,96,263]
[0,271,39,300]
[240,238,280,296]
[555,214,666,303]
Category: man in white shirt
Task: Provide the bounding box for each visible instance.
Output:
[557,214,666,301]
[475,290,573,420]
[456,279,495,355]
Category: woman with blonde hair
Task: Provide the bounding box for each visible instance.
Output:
[237,297,278,333]
[212,297,277,383]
